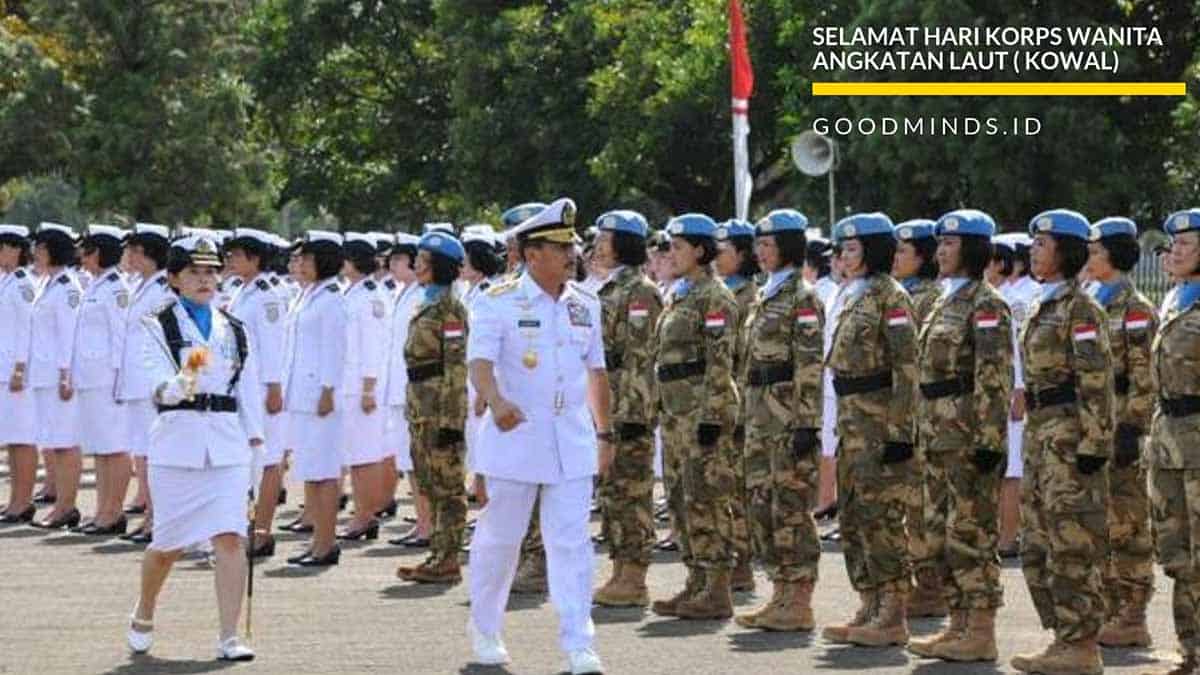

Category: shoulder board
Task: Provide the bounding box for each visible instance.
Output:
[14,269,26,279]
[57,275,71,285]
[479,280,491,292]
[384,279,396,290]
[486,279,520,297]
[326,284,340,293]
[155,276,167,286]
[269,276,281,286]
[255,279,271,291]
[364,280,377,291]
[233,278,244,287]
[567,280,596,300]
[106,272,120,282]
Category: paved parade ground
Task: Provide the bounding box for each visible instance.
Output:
[0,461,1178,675]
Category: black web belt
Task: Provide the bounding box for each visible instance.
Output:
[158,393,238,414]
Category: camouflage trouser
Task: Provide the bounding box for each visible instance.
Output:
[907,447,932,581]
[410,422,466,564]
[1104,456,1155,614]
[744,427,820,582]
[837,436,912,593]
[597,432,655,565]
[1021,420,1109,642]
[730,425,751,562]
[661,413,734,570]
[1150,465,1200,654]
[922,450,1004,609]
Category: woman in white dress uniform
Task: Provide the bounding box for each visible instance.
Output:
[73,224,133,535]
[336,233,389,541]
[117,223,175,543]
[0,225,39,523]
[124,234,262,661]
[29,223,84,530]
[459,227,507,473]
[282,231,348,566]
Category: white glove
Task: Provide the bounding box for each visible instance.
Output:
[249,441,265,502]
[158,374,191,406]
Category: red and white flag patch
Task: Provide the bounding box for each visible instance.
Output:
[1073,324,1097,342]
[704,312,727,329]
[975,312,999,329]
[886,308,910,327]
[629,302,649,319]
[443,321,464,339]
[1124,310,1151,331]
[795,307,818,326]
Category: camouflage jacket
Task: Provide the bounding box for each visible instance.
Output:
[655,272,740,427]
[1019,279,1115,458]
[826,273,918,445]
[741,270,824,435]
[1098,278,1156,433]
[726,275,757,392]
[404,285,468,432]
[1150,291,1200,468]
[599,266,663,428]
[916,279,1012,454]
[904,277,941,329]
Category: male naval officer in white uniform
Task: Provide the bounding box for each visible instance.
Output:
[466,198,612,675]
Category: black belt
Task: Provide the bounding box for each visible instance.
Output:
[1115,374,1130,396]
[1024,384,1077,411]
[605,350,624,370]
[657,360,706,383]
[158,394,238,414]
[407,363,444,382]
[832,371,892,396]
[747,363,794,387]
[919,375,974,400]
[1161,395,1200,418]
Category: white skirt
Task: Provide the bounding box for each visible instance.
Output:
[35,386,79,448]
[78,388,127,455]
[290,410,343,482]
[821,390,839,459]
[1006,419,1025,479]
[340,395,387,467]
[385,405,414,472]
[124,399,156,457]
[148,462,249,552]
[262,409,287,467]
[0,383,36,445]
[653,425,664,479]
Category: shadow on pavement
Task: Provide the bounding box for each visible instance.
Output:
[457,664,515,675]
[38,533,100,546]
[815,644,911,669]
[102,655,235,674]
[728,629,815,652]
[637,618,727,638]
[591,606,646,625]
[361,545,425,558]
[910,658,1005,675]
[0,526,45,539]
[505,594,547,612]
[1101,648,1164,667]
[262,565,333,579]
[92,542,144,554]
[379,582,457,600]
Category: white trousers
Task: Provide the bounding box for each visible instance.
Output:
[469,475,595,653]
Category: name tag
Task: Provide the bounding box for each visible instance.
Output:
[518,319,541,328]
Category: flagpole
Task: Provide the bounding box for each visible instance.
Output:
[729,0,754,221]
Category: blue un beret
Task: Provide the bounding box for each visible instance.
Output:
[501,202,548,229]
[894,219,936,242]
[755,209,808,236]
[596,210,649,238]
[716,219,755,241]
[833,213,895,243]
[666,213,718,239]
[1164,209,1200,236]
[418,231,465,263]
[1028,209,1090,241]
[1090,217,1138,241]
[936,210,996,238]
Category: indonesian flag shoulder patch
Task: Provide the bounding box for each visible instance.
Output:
[629,301,649,319]
[1072,323,1098,342]
[974,311,1000,329]
[886,308,910,327]
[1124,310,1151,331]
[704,312,727,329]
[443,321,464,339]
[795,307,819,325]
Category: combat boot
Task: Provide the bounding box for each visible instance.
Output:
[933,608,998,662]
[651,567,704,617]
[843,589,909,647]
[1141,652,1199,675]
[594,561,649,607]
[907,571,948,618]
[908,609,967,657]
[731,557,756,592]
[735,581,785,629]
[510,549,548,594]
[676,568,734,620]
[822,590,878,643]
[594,560,624,600]
[396,556,462,584]
[1099,587,1153,648]
[1013,638,1102,675]
[737,580,815,631]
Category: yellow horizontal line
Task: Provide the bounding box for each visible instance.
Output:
[812,82,1186,96]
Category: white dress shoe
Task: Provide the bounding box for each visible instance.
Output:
[467,618,511,665]
[216,636,256,662]
[567,648,604,674]
[126,610,154,654]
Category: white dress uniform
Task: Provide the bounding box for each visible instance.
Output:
[283,278,348,481]
[461,275,504,471]
[227,272,287,466]
[118,270,174,457]
[30,268,82,448]
[340,276,389,467]
[0,264,37,444]
[142,301,264,551]
[821,280,849,458]
[467,271,604,654]
[384,282,422,470]
[73,266,130,455]
[214,275,243,312]
[1000,274,1040,479]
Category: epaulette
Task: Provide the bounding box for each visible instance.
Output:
[479,280,491,292]
[567,280,596,300]
[155,276,167,285]
[230,278,244,288]
[57,274,71,285]
[106,272,120,282]
[384,279,396,290]
[269,276,281,286]
[326,283,340,293]
[14,269,26,279]
[255,279,271,291]
[364,280,377,291]
[486,279,520,297]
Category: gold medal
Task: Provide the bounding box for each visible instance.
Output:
[522,349,539,369]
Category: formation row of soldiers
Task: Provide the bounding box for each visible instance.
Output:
[1,202,1199,675]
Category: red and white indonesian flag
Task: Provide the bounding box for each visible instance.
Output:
[975,311,1000,329]
[630,301,649,319]
[1073,323,1098,342]
[730,0,754,221]
[705,312,728,329]
[443,321,464,339]
[1124,310,1151,331]
[796,307,819,326]
[886,308,910,327]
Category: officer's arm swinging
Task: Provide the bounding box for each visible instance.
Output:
[469,359,525,432]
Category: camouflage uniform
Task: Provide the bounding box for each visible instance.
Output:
[1149,287,1200,658]
[914,280,1012,609]
[1018,279,1114,644]
[597,266,663,566]
[740,272,824,582]
[826,274,918,595]
[405,286,469,568]
[727,275,757,569]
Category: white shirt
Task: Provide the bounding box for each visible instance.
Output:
[72,267,129,392]
[467,273,605,484]
[283,279,348,413]
[385,282,422,407]
[1001,275,1040,390]
[30,269,82,389]
[226,273,286,387]
[0,267,35,383]
[117,270,174,401]
[341,277,389,396]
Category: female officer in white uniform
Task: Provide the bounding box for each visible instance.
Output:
[0,225,38,523]
[124,234,262,661]
[29,222,84,530]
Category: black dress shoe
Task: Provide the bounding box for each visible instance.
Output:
[123,503,147,515]
[337,494,349,511]
[278,518,313,533]
[120,525,151,542]
[654,537,679,552]
[250,536,276,559]
[286,548,313,564]
[276,487,288,506]
[32,508,81,530]
[292,546,340,567]
[402,536,430,548]
[337,520,379,541]
[32,490,56,505]
[388,529,418,546]
[374,499,398,519]
[128,529,153,544]
[70,520,97,534]
[0,505,36,524]
[88,517,128,536]
[812,503,838,521]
